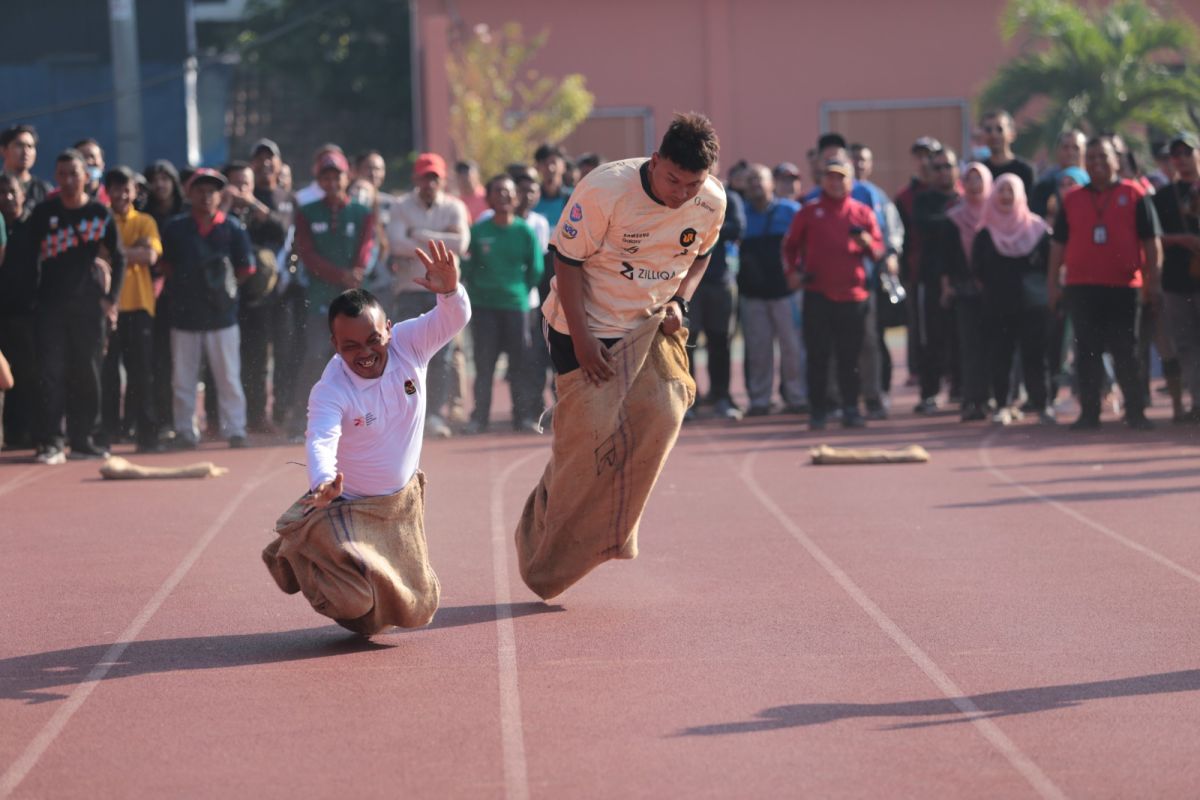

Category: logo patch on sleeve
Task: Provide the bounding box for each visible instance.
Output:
[569,203,583,222]
[562,222,579,240]
[679,228,697,247]
[404,379,417,395]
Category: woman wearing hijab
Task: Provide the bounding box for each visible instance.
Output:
[974,173,1054,424]
[942,162,993,420]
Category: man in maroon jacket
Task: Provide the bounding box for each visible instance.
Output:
[783,158,884,430]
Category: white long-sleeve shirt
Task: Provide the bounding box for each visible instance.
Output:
[305,285,471,498]
[385,191,471,296]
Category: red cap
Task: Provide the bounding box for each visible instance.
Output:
[317,151,350,174]
[412,153,447,179]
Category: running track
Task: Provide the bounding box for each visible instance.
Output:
[2,384,1199,798]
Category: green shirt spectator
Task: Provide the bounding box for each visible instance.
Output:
[464,216,543,311]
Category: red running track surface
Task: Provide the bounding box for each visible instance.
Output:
[1,391,1199,798]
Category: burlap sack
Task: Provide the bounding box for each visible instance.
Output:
[262,471,440,634]
[515,313,695,600]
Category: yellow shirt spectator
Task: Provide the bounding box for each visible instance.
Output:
[113,206,162,315]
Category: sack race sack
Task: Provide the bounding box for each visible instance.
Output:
[262,470,439,635]
[515,313,696,600]
[809,444,930,464]
[100,455,228,479]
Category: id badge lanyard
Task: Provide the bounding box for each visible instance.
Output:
[1090,186,1116,245]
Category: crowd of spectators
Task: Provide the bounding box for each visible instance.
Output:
[1,109,1198,463]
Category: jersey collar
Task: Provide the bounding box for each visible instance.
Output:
[639,161,666,206]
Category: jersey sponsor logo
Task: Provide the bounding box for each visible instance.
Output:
[679,228,697,247]
[620,261,675,281]
[352,411,378,427]
[569,203,583,222]
[621,231,650,242]
[694,196,718,213]
[622,244,639,254]
[562,222,579,240]
[404,379,417,396]
[312,221,329,233]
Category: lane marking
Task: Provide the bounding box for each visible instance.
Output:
[0,466,55,500]
[738,450,1066,800]
[980,431,1200,587]
[490,448,544,800]
[0,451,292,799]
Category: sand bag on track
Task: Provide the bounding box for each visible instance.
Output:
[262,470,439,635]
[809,444,930,465]
[515,312,695,600]
[100,456,229,479]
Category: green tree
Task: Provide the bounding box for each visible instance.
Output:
[980,0,1200,154]
[446,22,593,178]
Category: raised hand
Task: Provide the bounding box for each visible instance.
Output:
[413,239,459,294]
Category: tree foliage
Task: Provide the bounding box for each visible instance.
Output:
[446,23,594,178]
[980,0,1200,154]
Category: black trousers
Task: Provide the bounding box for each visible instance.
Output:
[238,300,274,428]
[803,292,867,418]
[152,291,174,435]
[271,285,307,427]
[1066,285,1144,420]
[988,305,1050,411]
[954,294,990,407]
[546,327,621,375]
[918,282,954,401]
[101,309,157,446]
[471,307,531,426]
[687,280,734,401]
[0,313,38,448]
[36,299,107,449]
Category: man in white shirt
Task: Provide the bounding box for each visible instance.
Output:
[385,153,470,438]
[304,239,470,507]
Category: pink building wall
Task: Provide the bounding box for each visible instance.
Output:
[417,0,1200,191]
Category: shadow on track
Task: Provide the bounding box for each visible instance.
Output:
[0,603,561,705]
[676,668,1200,736]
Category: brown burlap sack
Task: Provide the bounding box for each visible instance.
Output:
[515,313,695,600]
[262,471,440,634]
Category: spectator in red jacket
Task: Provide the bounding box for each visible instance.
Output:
[783,158,884,430]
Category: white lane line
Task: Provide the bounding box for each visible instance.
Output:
[0,451,291,799]
[490,448,545,800]
[738,451,1067,800]
[0,466,54,500]
[980,431,1200,587]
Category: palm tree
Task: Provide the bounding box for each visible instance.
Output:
[980,0,1200,155]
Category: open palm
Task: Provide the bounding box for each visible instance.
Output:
[413,239,460,294]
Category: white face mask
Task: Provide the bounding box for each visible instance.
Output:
[86,165,103,184]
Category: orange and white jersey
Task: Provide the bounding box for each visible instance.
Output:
[543,157,726,338]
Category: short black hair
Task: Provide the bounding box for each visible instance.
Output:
[577,152,602,169]
[328,289,386,333]
[73,138,102,153]
[534,143,564,164]
[223,160,252,177]
[0,124,38,149]
[455,159,478,174]
[658,112,720,173]
[103,166,134,189]
[57,148,86,167]
[355,149,383,167]
[485,173,514,194]
[981,109,1014,128]
[817,132,847,151]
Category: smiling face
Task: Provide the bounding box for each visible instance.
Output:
[995,181,1015,211]
[331,304,391,380]
[648,154,709,209]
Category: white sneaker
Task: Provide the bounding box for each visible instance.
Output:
[35,446,66,465]
[425,414,452,439]
[991,408,1014,426]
